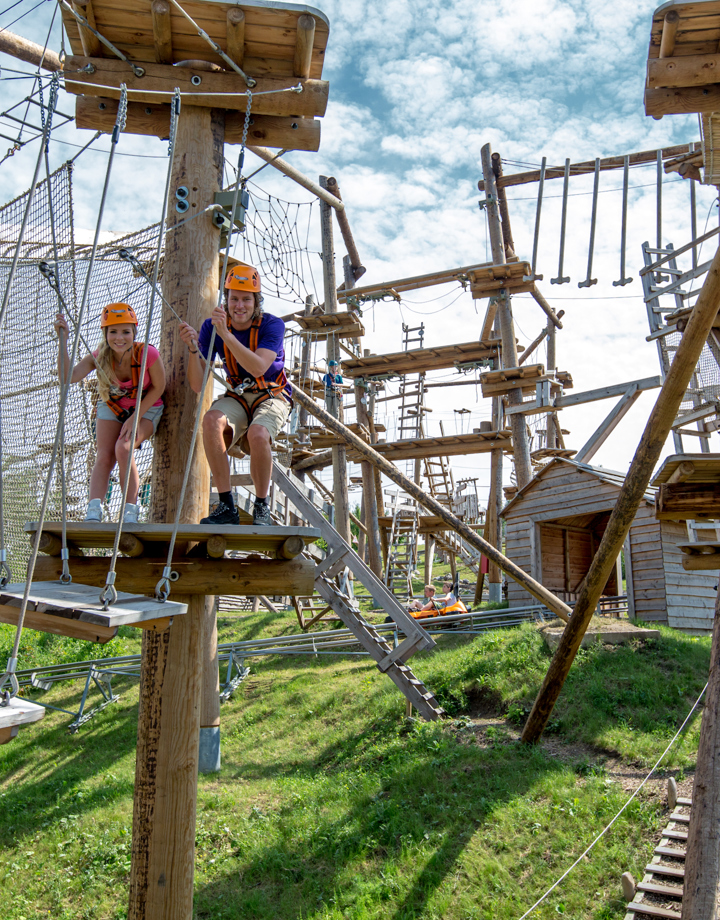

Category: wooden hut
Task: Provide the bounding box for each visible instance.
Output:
[500,458,716,633]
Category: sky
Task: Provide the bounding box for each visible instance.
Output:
[1,0,717,503]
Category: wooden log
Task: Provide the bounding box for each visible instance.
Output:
[247,146,343,208]
[72,0,101,58]
[325,177,366,281]
[277,535,305,559]
[0,602,118,643]
[151,0,173,64]
[293,13,316,79]
[37,531,62,556]
[226,7,245,68]
[119,533,146,558]
[521,240,720,745]
[0,28,62,71]
[206,535,227,559]
[65,57,329,117]
[33,555,315,596]
[354,383,383,577]
[648,53,720,89]
[530,288,563,329]
[75,96,322,152]
[645,84,720,118]
[660,10,680,59]
[128,103,223,920]
[288,382,571,622]
[682,578,720,920]
[491,151,517,260]
[667,461,697,484]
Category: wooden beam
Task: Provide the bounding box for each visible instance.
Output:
[226,6,245,69]
[72,0,101,58]
[0,28,62,71]
[0,602,117,643]
[151,0,173,65]
[648,52,720,89]
[294,13,316,79]
[555,375,661,408]
[337,261,500,302]
[478,144,695,191]
[247,146,343,207]
[325,177,366,281]
[574,384,642,464]
[33,555,315,596]
[667,461,697,484]
[288,382,572,622]
[656,483,720,520]
[521,240,720,745]
[645,84,720,118]
[530,288,563,329]
[659,9,680,59]
[75,97,322,152]
[65,58,329,117]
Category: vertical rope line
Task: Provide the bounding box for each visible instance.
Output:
[0,87,128,703]
[99,89,182,609]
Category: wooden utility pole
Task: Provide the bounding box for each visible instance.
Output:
[682,581,720,920]
[521,241,720,744]
[319,175,351,544]
[130,105,222,919]
[480,143,532,489]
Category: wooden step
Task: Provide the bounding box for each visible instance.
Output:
[637,882,683,898]
[644,864,685,879]
[626,903,680,919]
[654,846,686,859]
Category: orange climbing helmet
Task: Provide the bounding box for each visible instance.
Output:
[225,264,261,293]
[100,303,138,327]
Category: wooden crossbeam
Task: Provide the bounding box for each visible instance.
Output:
[352,432,513,462]
[151,0,172,63]
[337,262,498,302]
[340,340,500,379]
[226,6,244,67]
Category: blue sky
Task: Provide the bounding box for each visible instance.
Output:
[1,0,717,492]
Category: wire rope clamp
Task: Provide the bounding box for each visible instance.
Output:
[0,550,11,589]
[99,573,118,610]
[155,565,177,602]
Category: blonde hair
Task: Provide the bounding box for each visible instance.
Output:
[94,331,135,403]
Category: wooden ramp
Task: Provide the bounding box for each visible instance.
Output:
[0,582,187,633]
[0,697,44,745]
[340,340,501,379]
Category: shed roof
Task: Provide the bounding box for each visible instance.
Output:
[500,458,656,518]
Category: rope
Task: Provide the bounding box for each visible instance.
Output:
[165,0,256,87]
[155,94,253,601]
[515,681,707,920]
[99,88,181,609]
[0,86,128,706]
[56,0,145,78]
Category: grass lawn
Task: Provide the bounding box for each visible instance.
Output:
[0,615,711,920]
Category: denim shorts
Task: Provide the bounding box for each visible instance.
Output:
[96,402,164,434]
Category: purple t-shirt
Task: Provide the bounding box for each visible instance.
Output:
[198,313,289,396]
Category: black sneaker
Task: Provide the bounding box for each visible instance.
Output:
[252,501,272,526]
[201,501,240,526]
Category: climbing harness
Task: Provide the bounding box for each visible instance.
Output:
[155,92,254,602]
[0,86,129,704]
[223,314,291,417]
[99,89,181,610]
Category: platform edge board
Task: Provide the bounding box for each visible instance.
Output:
[0,696,45,730]
[24,522,320,538]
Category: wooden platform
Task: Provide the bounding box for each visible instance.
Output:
[292,311,365,339]
[26,522,320,559]
[468,262,534,298]
[0,582,187,630]
[340,340,501,380]
[652,454,720,485]
[645,1,720,118]
[59,0,330,151]
[350,431,513,462]
[0,697,44,744]
[378,515,483,534]
[479,364,546,397]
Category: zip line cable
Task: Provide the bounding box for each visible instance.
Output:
[100,88,181,609]
[0,85,128,705]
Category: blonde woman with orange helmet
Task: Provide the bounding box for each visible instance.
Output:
[54,303,166,523]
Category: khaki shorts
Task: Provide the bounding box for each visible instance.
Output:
[211,392,291,453]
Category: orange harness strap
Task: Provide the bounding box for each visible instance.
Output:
[105,342,145,423]
[223,316,290,418]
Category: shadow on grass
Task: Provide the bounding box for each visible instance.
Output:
[0,680,139,842]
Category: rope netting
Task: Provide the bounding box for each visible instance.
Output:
[0,163,163,579]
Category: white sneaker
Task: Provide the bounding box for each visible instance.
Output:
[84,498,104,523]
[123,503,140,524]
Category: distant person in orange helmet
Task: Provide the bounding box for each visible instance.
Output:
[178,265,291,526]
[54,303,166,524]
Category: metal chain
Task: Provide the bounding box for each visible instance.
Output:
[156,93,253,601]
[99,88,181,609]
[0,86,129,705]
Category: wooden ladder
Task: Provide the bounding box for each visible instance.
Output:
[272,463,444,721]
[384,501,419,597]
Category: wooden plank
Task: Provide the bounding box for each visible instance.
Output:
[636,882,683,897]
[0,696,44,738]
[226,6,245,67]
[648,52,720,88]
[654,845,687,858]
[652,454,720,485]
[645,83,720,116]
[625,903,681,919]
[336,262,504,303]
[32,555,315,596]
[0,582,187,629]
[656,482,720,519]
[555,376,662,408]
[293,13,315,78]
[341,339,500,379]
[358,432,513,462]
[0,602,118,643]
[64,56,329,117]
[644,864,685,879]
[151,0,173,63]
[75,95,322,152]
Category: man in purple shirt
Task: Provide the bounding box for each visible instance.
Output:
[179,264,291,526]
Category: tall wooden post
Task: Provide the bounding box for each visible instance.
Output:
[129,105,223,920]
[319,175,350,544]
[480,143,532,488]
